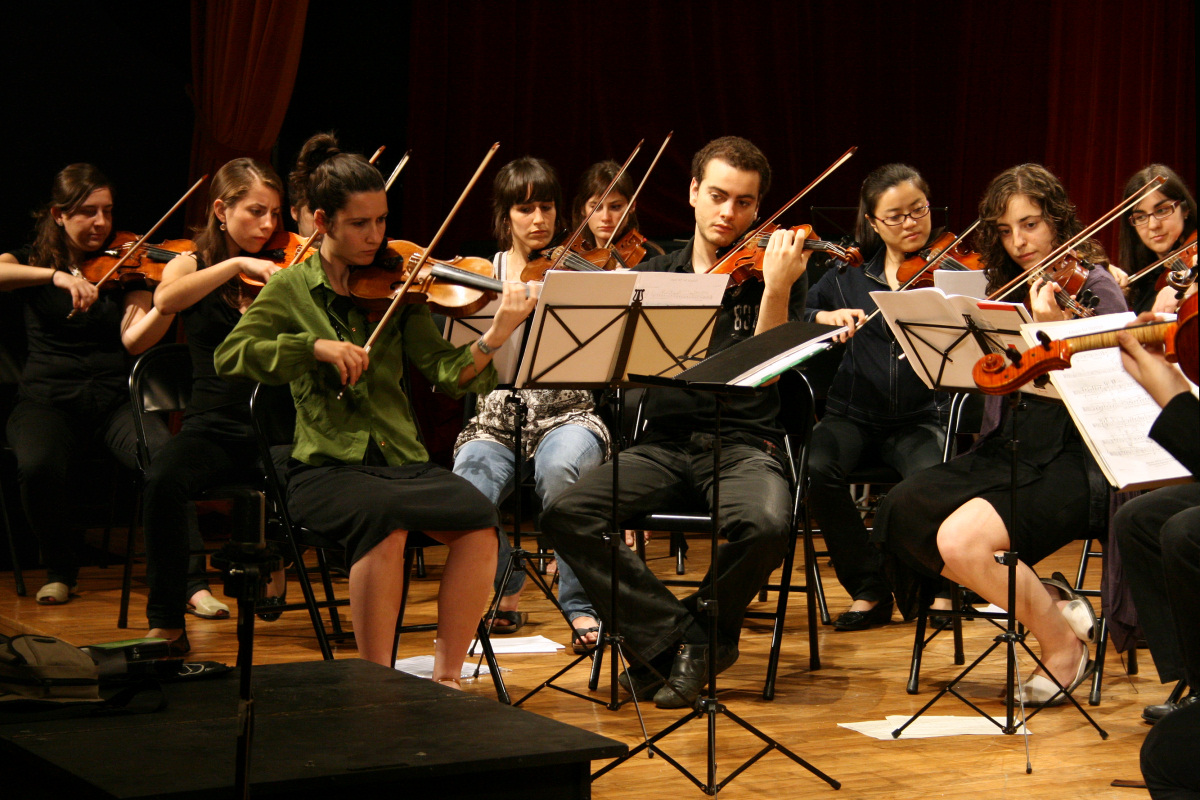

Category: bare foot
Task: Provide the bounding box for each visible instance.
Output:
[434,677,463,690]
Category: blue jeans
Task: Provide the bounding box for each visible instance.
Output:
[453,424,603,622]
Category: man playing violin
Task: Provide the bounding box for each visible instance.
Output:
[541,136,810,708]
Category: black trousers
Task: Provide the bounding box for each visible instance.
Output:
[141,427,260,629]
[806,412,944,603]
[6,398,168,585]
[541,434,792,661]
[1142,700,1200,799]
[1115,482,1200,687]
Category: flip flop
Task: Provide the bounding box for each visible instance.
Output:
[572,625,600,654]
[187,595,230,620]
[486,610,527,634]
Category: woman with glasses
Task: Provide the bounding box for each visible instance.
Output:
[1117,164,1196,314]
[876,163,1125,706]
[802,164,947,631]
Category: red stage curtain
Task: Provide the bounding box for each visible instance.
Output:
[186,0,309,227]
[404,0,1194,258]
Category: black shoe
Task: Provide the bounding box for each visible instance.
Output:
[618,650,676,700]
[652,640,740,709]
[834,599,894,632]
[1142,692,1199,724]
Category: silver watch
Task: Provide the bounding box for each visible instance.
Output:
[476,337,496,355]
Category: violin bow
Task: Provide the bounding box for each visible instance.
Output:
[548,139,644,271]
[286,147,403,270]
[365,143,499,354]
[706,146,857,274]
[384,149,412,192]
[607,131,672,248]
[988,175,1166,303]
[68,175,208,318]
[858,220,983,329]
[1124,239,1195,287]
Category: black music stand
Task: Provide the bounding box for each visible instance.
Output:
[508,270,725,717]
[869,296,1108,764]
[592,320,843,794]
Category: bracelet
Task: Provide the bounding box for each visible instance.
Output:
[476,336,496,355]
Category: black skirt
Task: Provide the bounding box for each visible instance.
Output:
[284,460,499,566]
[873,400,1090,618]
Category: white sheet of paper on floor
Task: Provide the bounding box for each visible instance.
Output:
[394,655,493,679]
[467,635,565,654]
[839,715,1030,739]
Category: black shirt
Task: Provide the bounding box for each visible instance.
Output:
[634,237,808,448]
[180,269,253,438]
[9,245,131,418]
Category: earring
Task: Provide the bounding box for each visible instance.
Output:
[219,223,226,231]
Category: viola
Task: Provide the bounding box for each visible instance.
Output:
[895,230,983,289]
[76,232,195,287]
[347,239,498,318]
[713,224,863,286]
[972,291,1198,393]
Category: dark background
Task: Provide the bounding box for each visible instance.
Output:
[1,0,1193,260]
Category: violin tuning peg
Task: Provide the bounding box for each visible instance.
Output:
[1036,330,1052,349]
[1005,345,1023,366]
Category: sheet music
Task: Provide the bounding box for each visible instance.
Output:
[1021,314,1194,491]
[871,288,1052,396]
[514,271,725,388]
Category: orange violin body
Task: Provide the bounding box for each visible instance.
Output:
[239,229,310,287]
[896,230,983,289]
[77,231,195,288]
[347,239,497,318]
[714,224,863,286]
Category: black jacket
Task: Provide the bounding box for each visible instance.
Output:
[803,246,942,426]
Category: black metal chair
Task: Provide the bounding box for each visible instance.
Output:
[122,344,261,628]
[249,383,509,701]
[622,369,821,700]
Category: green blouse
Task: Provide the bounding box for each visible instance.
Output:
[214,252,496,467]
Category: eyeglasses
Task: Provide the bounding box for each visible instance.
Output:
[874,204,931,227]
[1129,200,1181,227]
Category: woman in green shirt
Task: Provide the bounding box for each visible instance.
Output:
[215,141,535,682]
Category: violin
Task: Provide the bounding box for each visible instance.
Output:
[239,229,310,287]
[75,231,195,287]
[972,291,1198,393]
[347,239,498,318]
[713,224,863,286]
[1027,251,1101,318]
[1145,231,1197,294]
[895,230,983,289]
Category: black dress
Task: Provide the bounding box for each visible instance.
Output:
[872,266,1126,619]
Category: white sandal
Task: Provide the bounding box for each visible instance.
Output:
[187,594,231,619]
[36,581,77,605]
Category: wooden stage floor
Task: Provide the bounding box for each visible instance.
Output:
[0,534,1160,799]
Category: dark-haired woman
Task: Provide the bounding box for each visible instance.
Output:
[288,132,334,239]
[215,145,535,678]
[571,160,664,263]
[1116,164,1197,314]
[452,157,609,651]
[141,158,285,652]
[876,164,1126,705]
[0,164,174,604]
[802,164,948,631]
